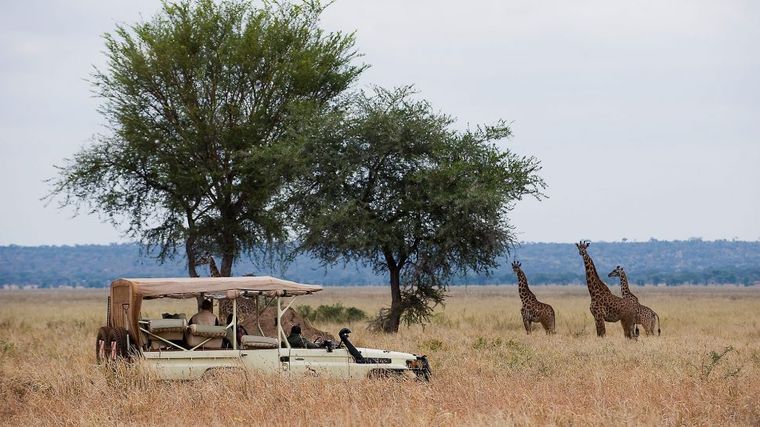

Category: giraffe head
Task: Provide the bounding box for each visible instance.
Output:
[575,240,590,255]
[511,260,522,272]
[195,254,211,266]
[608,265,625,278]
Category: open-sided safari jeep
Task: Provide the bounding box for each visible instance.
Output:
[95,276,430,380]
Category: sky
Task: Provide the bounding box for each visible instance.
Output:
[1,0,758,246]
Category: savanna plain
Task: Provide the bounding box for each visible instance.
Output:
[1,285,759,426]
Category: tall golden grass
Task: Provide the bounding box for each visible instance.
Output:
[1,285,758,426]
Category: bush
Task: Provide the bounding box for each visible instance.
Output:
[296,303,367,324]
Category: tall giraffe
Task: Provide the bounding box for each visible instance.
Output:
[608,266,661,336]
[512,261,555,334]
[196,253,221,277]
[575,241,638,339]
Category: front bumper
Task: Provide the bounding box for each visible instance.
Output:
[408,355,431,381]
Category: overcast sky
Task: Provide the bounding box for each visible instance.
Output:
[1,0,758,246]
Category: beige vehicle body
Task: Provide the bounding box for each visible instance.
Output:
[142,347,422,380]
[97,277,430,380]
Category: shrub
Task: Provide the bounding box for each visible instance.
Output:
[296,303,367,324]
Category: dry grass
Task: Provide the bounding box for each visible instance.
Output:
[1,285,759,426]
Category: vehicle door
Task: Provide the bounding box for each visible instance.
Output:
[288,346,351,378]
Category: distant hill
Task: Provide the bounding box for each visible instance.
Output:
[1,240,759,287]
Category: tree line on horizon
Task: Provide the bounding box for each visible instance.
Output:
[2,240,758,288]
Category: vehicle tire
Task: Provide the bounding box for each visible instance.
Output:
[202,367,246,380]
[368,369,406,379]
[108,327,133,361]
[95,326,112,364]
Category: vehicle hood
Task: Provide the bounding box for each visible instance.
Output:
[356,347,417,360]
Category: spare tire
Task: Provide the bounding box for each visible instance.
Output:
[95,326,112,364]
[108,327,133,361]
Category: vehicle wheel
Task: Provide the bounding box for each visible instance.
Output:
[202,367,246,380]
[368,369,406,379]
[108,327,133,361]
[95,326,111,364]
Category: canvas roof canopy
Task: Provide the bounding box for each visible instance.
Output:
[108,276,322,346]
[112,276,323,299]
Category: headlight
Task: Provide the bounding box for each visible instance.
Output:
[406,359,421,369]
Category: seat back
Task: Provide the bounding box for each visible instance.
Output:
[148,318,187,350]
[186,324,226,349]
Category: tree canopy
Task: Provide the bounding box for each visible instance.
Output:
[50,0,363,276]
[292,87,546,332]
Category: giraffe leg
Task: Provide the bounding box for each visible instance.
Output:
[539,317,548,334]
[523,315,532,335]
[634,312,647,335]
[593,315,606,337]
[549,308,556,334]
[654,313,660,336]
[620,320,629,338]
[632,314,641,336]
[541,309,556,334]
[621,317,637,340]
[541,317,555,335]
[590,304,608,337]
[643,316,655,335]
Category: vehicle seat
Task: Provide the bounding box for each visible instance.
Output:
[240,335,278,349]
[148,318,187,350]
[186,324,226,349]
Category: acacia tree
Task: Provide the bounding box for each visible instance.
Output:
[292,87,546,333]
[50,0,363,276]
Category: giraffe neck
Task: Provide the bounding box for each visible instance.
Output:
[516,269,537,303]
[618,270,634,299]
[580,252,610,297]
[208,258,221,277]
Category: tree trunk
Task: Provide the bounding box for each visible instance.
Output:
[385,264,403,333]
[185,234,204,311]
[217,253,235,322]
[221,253,234,277]
[186,234,199,278]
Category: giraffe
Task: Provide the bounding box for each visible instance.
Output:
[608,266,661,336]
[575,241,638,339]
[608,265,638,302]
[512,261,555,334]
[195,253,221,277]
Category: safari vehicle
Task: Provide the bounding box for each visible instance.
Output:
[95,276,430,380]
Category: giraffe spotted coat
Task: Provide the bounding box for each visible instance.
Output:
[576,241,639,339]
[608,265,661,336]
[512,261,555,334]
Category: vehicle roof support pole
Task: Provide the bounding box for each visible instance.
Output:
[232,297,237,350]
[277,297,290,349]
[255,295,265,336]
[282,296,297,315]
[106,296,112,327]
[123,304,131,351]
